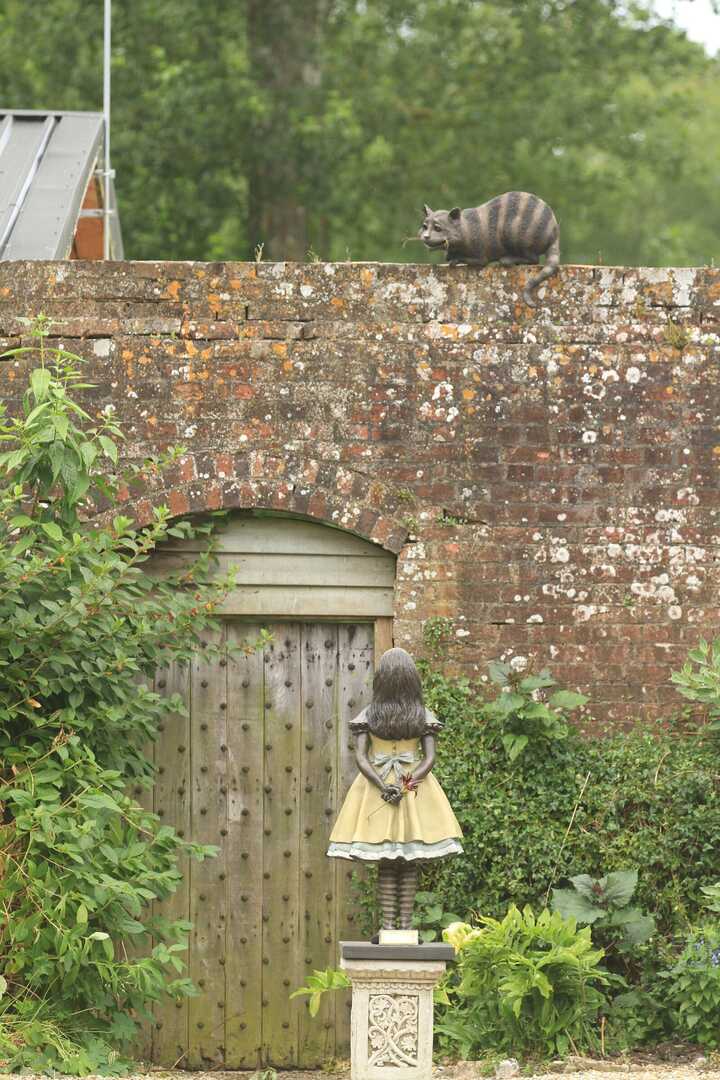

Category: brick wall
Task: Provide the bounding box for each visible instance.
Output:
[1,259,719,725]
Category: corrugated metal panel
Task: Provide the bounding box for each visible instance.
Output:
[149,515,397,618]
[0,115,56,256]
[0,109,116,260]
[3,114,103,260]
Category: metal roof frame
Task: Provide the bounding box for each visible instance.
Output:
[0,108,123,260]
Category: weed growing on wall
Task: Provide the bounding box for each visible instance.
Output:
[0,321,234,1073]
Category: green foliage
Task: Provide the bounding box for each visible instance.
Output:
[412,664,720,944]
[289,968,350,1017]
[484,662,587,761]
[552,870,656,953]
[411,889,463,943]
[659,925,720,1049]
[663,317,690,352]
[670,637,720,730]
[701,882,720,914]
[0,2,718,265]
[437,906,611,1057]
[0,324,234,1072]
[422,616,454,661]
[603,984,668,1051]
[408,663,720,1055]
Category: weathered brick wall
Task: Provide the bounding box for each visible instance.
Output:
[1,259,719,725]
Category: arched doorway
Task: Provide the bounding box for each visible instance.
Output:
[144,512,396,1068]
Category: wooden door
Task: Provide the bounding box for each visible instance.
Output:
[148,620,375,1068]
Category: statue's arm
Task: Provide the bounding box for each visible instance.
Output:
[355,731,402,804]
[411,733,436,783]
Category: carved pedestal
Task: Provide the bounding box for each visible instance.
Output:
[340,942,454,1080]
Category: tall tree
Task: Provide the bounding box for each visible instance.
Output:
[0,0,716,265]
[245,0,330,259]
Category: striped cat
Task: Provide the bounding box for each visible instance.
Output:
[419,191,560,306]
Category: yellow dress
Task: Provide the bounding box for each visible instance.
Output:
[326,710,463,862]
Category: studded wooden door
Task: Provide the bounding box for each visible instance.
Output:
[148,620,374,1069]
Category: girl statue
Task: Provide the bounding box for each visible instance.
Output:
[327,647,463,933]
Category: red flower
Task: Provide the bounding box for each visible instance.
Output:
[401,773,419,797]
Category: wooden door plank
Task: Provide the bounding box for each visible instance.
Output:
[153,552,395,587]
[187,627,228,1068]
[225,622,264,1067]
[374,616,394,659]
[144,580,394,619]
[151,659,192,1067]
[126,675,156,1063]
[261,624,302,1066]
[334,623,375,1054]
[158,517,396,557]
[298,623,339,1065]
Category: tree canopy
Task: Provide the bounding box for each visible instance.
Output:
[0,0,717,265]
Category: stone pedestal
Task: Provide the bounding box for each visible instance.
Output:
[340,942,454,1080]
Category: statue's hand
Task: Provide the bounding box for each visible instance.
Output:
[381,784,402,805]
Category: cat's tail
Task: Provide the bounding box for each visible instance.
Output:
[524,233,560,307]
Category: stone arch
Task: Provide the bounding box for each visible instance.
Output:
[125,450,409,555]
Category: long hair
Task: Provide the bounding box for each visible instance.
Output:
[367,647,426,740]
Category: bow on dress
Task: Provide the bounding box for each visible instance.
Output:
[370,750,418,782]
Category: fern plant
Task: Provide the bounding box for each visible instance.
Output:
[437,905,612,1057]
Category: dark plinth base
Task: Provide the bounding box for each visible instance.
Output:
[340,941,455,962]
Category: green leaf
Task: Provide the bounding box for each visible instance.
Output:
[620,912,656,946]
[41,521,63,542]
[551,888,603,925]
[488,660,511,686]
[98,435,118,464]
[502,733,528,760]
[569,875,600,902]
[76,903,88,926]
[549,690,588,711]
[30,367,51,400]
[602,869,638,908]
[519,672,555,691]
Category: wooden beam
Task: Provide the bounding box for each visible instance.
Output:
[373,617,393,660]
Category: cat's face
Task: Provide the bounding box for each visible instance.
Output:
[418,204,461,248]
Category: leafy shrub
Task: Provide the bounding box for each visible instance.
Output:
[670,637,720,731]
[659,925,720,1048]
[415,664,720,940]
[290,968,350,1017]
[412,890,463,943]
[552,870,656,956]
[437,906,611,1057]
[0,323,234,1071]
[484,661,587,761]
[701,882,720,913]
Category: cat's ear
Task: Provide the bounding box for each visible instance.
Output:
[423,204,432,216]
[449,207,462,221]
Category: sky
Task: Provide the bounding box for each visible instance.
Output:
[652,0,720,53]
